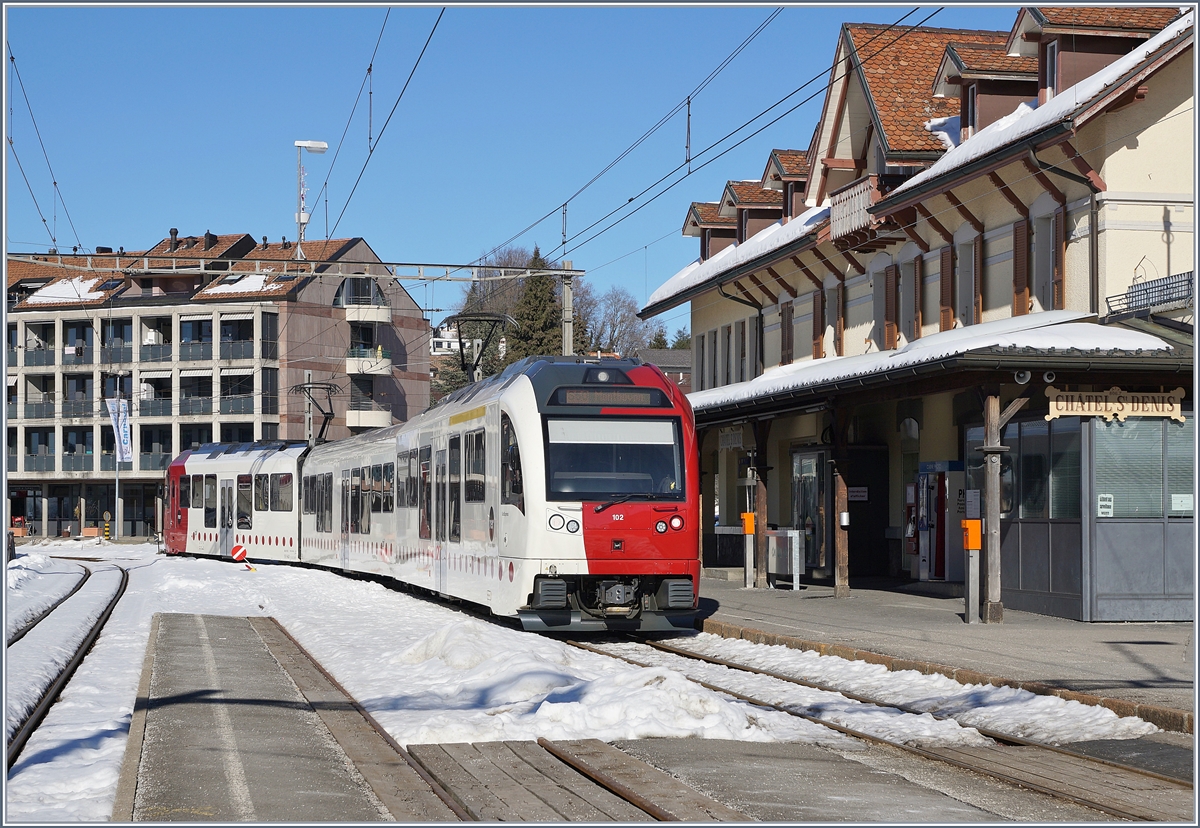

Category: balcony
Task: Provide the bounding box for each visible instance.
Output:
[829,173,910,251]
[140,344,173,362]
[180,342,213,361]
[100,346,133,364]
[347,398,393,429]
[220,394,255,415]
[62,347,94,366]
[343,297,391,324]
[100,454,133,472]
[7,455,15,472]
[1106,271,1194,315]
[62,454,94,472]
[220,340,255,360]
[179,396,213,416]
[346,346,392,376]
[140,398,173,417]
[7,351,15,367]
[24,454,54,472]
[62,398,94,417]
[24,400,55,419]
[24,349,55,367]
[140,453,171,471]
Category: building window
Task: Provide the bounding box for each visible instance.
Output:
[722,325,732,385]
[965,417,1081,520]
[708,330,718,388]
[695,335,706,391]
[1044,40,1058,100]
[1095,416,1194,519]
[779,302,794,365]
[261,313,278,360]
[965,84,977,135]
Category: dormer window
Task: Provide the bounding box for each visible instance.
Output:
[1044,40,1058,101]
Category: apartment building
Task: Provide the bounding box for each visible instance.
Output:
[640,7,1193,621]
[6,231,430,538]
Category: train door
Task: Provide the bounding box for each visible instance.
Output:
[219,478,235,556]
[791,450,827,569]
[434,443,448,594]
[339,469,351,571]
[499,413,527,565]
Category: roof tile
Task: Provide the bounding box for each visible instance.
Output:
[1035,7,1180,32]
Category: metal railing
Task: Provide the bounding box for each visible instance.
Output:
[1105,271,1194,314]
[179,342,213,361]
[140,453,171,471]
[140,398,173,417]
[7,455,15,472]
[349,397,392,413]
[61,398,94,417]
[100,346,133,364]
[24,349,55,367]
[140,344,173,362]
[335,294,390,309]
[220,340,255,360]
[179,396,213,415]
[24,455,54,472]
[346,346,391,360]
[7,351,15,367]
[220,394,254,415]
[100,455,134,472]
[24,400,55,419]
[62,347,93,366]
[62,454,94,472]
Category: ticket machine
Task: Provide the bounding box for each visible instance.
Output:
[915,461,965,582]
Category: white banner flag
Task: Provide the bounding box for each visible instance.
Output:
[106,398,132,462]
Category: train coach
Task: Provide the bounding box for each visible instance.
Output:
[163,356,700,632]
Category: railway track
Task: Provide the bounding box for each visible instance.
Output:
[565,636,1193,822]
[7,561,90,645]
[6,564,129,769]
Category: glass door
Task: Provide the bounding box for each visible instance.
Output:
[791,450,827,569]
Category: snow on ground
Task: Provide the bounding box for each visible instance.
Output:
[669,633,1158,745]
[6,554,85,641]
[5,538,1160,821]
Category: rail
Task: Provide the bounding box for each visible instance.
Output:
[1105,271,1193,314]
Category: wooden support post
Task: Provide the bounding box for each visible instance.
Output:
[983,395,1004,622]
[833,466,850,598]
[752,419,772,589]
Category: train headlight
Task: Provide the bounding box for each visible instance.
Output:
[655,520,668,534]
[548,513,565,531]
[669,515,685,531]
[566,519,580,534]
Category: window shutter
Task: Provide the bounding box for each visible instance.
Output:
[939,246,954,331]
[835,283,845,356]
[912,256,923,340]
[1012,219,1029,316]
[973,233,984,325]
[884,265,898,349]
[780,301,794,365]
[1053,206,1065,310]
[812,290,825,359]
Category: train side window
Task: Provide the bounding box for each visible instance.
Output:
[237,475,253,530]
[407,448,419,508]
[360,466,371,533]
[501,413,524,513]
[418,446,432,539]
[449,435,461,542]
[255,474,269,511]
[272,473,293,512]
[371,464,383,513]
[180,476,191,511]
[192,474,204,509]
[383,463,394,512]
[204,474,217,528]
[465,429,485,503]
[303,476,313,515]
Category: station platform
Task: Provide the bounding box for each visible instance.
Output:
[695,572,1195,733]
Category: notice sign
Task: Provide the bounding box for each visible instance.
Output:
[719,427,744,450]
[1097,493,1115,518]
[847,487,869,502]
[965,489,981,520]
[1045,386,1186,423]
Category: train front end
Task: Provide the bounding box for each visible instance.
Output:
[508,358,700,632]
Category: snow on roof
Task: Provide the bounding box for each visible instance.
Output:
[924,114,961,150]
[644,204,830,312]
[23,276,108,304]
[202,273,271,295]
[894,10,1193,197]
[688,310,1173,412]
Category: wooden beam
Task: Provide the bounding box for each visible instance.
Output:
[732,280,761,307]
[765,266,797,299]
[901,223,930,254]
[915,203,955,245]
[943,191,983,234]
[821,157,862,169]
[988,171,1029,219]
[1021,158,1066,206]
[812,248,845,282]
[1059,139,1107,192]
[747,273,778,305]
[791,256,825,291]
[840,250,865,275]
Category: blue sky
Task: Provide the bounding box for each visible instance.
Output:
[4,4,1021,332]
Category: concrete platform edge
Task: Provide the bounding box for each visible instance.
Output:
[695,617,1194,734]
[111,612,160,821]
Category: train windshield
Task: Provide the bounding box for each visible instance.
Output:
[544,418,684,501]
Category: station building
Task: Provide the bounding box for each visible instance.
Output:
[5,231,430,538]
[640,7,1194,621]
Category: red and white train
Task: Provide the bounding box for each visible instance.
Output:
[163,356,700,632]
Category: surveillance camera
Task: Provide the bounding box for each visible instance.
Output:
[1043,371,1056,384]
[1014,370,1031,385]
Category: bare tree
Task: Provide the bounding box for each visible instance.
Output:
[585,285,666,357]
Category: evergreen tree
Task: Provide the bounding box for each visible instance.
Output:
[670,327,692,350]
[504,246,562,364]
[647,328,669,349]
